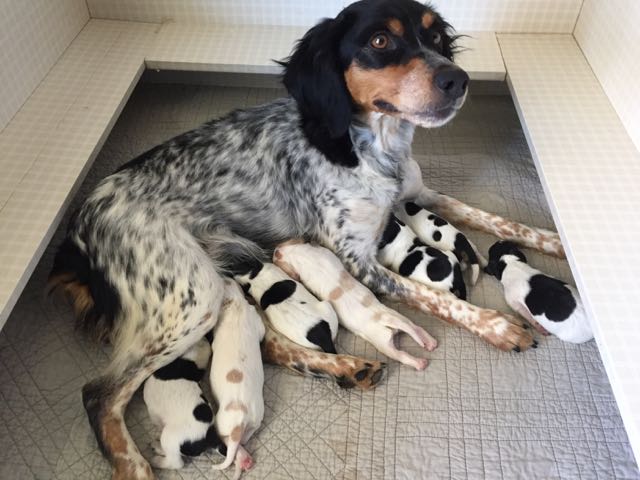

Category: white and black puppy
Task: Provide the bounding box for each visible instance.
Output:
[143,337,224,470]
[395,201,483,284]
[485,241,592,344]
[377,214,467,299]
[211,280,265,478]
[235,261,339,354]
[274,241,437,371]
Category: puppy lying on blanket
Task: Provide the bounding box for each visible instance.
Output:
[210,280,265,478]
[235,261,339,353]
[378,214,467,299]
[485,241,592,344]
[395,201,483,284]
[274,241,437,370]
[143,338,224,469]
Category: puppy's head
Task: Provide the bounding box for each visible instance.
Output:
[484,241,527,280]
[281,0,466,139]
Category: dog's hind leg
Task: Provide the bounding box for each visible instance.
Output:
[80,227,224,479]
[413,186,565,258]
[260,320,386,390]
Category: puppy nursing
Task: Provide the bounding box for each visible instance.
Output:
[143,338,223,469]
[395,201,483,284]
[274,241,437,370]
[485,241,592,344]
[378,214,467,299]
[235,261,339,353]
[210,280,266,478]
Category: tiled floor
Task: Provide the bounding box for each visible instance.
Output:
[1,84,638,479]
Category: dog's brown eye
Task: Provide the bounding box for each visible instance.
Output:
[432,32,442,44]
[371,33,389,49]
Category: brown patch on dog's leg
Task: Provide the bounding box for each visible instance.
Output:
[417,188,565,258]
[261,321,385,390]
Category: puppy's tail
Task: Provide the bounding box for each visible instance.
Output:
[47,236,121,343]
[212,429,242,471]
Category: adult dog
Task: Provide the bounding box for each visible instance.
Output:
[49,0,563,477]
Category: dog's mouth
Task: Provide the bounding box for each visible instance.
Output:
[398,94,467,128]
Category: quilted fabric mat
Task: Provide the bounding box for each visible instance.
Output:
[0,84,637,479]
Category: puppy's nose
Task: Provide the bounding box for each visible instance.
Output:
[434,66,469,99]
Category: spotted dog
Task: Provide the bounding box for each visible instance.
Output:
[235,262,339,353]
[395,201,483,284]
[485,241,592,344]
[142,338,224,469]
[48,0,562,477]
[378,214,466,299]
[275,241,437,370]
[210,280,264,478]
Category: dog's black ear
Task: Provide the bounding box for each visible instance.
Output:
[279,16,353,139]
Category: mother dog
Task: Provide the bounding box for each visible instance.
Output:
[49,0,563,478]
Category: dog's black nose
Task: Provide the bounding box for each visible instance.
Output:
[434,66,469,99]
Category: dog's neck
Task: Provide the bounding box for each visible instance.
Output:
[350,112,415,177]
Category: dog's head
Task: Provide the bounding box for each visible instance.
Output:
[281,0,467,139]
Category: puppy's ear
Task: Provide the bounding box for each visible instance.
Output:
[279,16,353,138]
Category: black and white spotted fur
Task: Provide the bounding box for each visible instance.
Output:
[485,241,592,343]
[378,214,466,298]
[47,1,547,476]
[143,338,224,469]
[395,201,482,284]
[235,262,339,353]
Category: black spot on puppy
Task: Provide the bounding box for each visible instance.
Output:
[306,320,337,353]
[425,247,452,282]
[432,230,442,242]
[525,275,577,322]
[453,233,478,265]
[378,215,402,249]
[336,376,356,389]
[260,280,297,309]
[153,358,205,382]
[450,264,466,299]
[399,250,424,276]
[431,215,447,227]
[193,403,214,423]
[404,201,421,216]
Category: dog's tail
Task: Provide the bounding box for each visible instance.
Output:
[199,229,267,274]
[47,236,121,343]
[211,428,243,472]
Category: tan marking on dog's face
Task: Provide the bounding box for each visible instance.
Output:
[344,58,437,117]
[422,12,435,29]
[329,287,344,301]
[226,369,244,383]
[225,401,248,413]
[230,425,243,442]
[387,18,404,36]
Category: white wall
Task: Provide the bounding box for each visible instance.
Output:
[574,0,640,153]
[0,0,89,131]
[86,0,583,32]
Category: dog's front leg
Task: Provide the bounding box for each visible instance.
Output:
[345,253,536,352]
[412,186,565,258]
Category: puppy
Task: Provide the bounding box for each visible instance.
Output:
[143,338,224,469]
[378,214,467,299]
[210,280,265,478]
[274,241,437,371]
[395,201,483,284]
[485,241,592,343]
[235,261,339,353]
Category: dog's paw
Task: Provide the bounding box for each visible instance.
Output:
[478,311,537,352]
[334,357,387,390]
